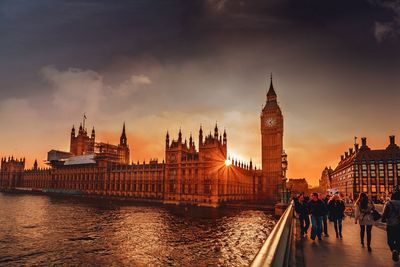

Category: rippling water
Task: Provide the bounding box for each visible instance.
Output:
[0,193,275,266]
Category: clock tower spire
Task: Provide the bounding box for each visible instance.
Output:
[267,73,277,102]
[260,75,284,203]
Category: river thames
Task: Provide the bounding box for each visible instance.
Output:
[0,193,275,266]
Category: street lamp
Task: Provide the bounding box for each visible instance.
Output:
[281,150,288,204]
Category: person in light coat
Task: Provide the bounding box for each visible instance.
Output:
[354,192,375,252]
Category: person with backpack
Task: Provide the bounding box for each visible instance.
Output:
[382,187,400,262]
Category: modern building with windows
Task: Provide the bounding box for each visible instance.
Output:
[327,136,400,201]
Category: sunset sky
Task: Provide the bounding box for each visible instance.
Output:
[1,1,400,185]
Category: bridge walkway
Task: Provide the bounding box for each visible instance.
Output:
[299,216,399,267]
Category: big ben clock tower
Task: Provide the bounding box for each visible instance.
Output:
[260,76,283,203]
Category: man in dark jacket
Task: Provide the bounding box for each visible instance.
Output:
[321,194,330,237]
[382,187,400,262]
[295,193,310,237]
[309,192,325,241]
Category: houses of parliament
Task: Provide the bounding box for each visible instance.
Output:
[0,79,284,207]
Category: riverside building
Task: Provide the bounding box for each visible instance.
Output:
[324,136,400,201]
[0,79,285,206]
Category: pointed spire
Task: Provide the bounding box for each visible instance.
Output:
[199,125,203,146]
[223,128,227,145]
[166,130,170,149]
[189,132,193,147]
[178,127,182,142]
[91,126,95,138]
[71,125,75,137]
[214,122,218,138]
[120,122,127,146]
[267,73,277,101]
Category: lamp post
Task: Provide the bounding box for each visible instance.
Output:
[281,150,288,204]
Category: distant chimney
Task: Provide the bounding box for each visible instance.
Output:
[361,137,367,147]
[349,148,353,155]
[390,135,395,145]
[345,152,349,158]
[355,143,359,152]
[341,155,344,161]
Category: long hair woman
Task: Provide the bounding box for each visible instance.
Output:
[355,192,375,251]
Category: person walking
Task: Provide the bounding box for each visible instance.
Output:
[295,193,310,237]
[309,192,325,241]
[355,192,375,252]
[321,194,330,237]
[328,194,345,238]
[382,187,400,262]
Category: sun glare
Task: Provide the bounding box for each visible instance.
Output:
[224,159,232,166]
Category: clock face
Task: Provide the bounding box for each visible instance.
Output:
[266,118,275,127]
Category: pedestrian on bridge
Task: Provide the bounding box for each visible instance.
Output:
[328,194,345,238]
[321,194,330,237]
[355,192,375,252]
[382,187,400,262]
[309,192,325,241]
[295,193,310,237]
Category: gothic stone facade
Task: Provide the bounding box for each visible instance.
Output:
[0,79,284,206]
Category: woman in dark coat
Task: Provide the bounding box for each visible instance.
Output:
[328,194,345,238]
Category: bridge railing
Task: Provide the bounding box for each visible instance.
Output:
[250,201,294,267]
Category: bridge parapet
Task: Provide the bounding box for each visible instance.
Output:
[251,201,295,267]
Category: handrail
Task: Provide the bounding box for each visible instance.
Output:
[250,201,294,267]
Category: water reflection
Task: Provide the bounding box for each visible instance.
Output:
[0,193,275,266]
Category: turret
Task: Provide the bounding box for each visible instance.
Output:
[120,122,127,146]
[79,123,83,135]
[33,159,38,170]
[71,125,75,137]
[199,125,203,147]
[223,129,227,146]
[166,131,170,149]
[91,127,95,139]
[178,128,182,143]
[214,123,218,139]
[189,133,193,148]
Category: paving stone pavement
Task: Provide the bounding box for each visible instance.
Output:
[300,216,400,267]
